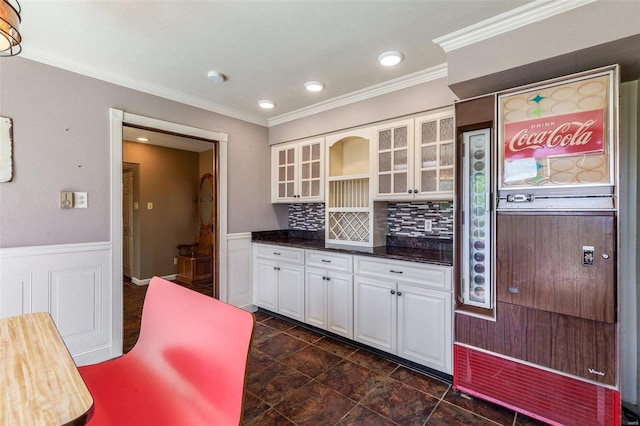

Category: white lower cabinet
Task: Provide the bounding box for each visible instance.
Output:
[397,283,452,373]
[305,268,353,339]
[353,276,396,352]
[252,243,452,374]
[252,244,305,321]
[305,249,353,338]
[354,256,453,374]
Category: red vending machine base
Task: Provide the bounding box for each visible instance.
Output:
[454,345,620,426]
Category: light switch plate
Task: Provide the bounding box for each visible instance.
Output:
[74,192,88,208]
[424,219,433,232]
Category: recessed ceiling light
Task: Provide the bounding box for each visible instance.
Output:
[378,50,404,67]
[258,100,275,109]
[136,137,149,142]
[207,71,225,83]
[304,81,325,92]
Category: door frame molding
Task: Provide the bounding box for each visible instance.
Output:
[109,108,228,357]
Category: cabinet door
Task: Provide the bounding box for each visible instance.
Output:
[397,284,452,373]
[414,111,454,200]
[271,143,298,203]
[253,258,279,311]
[298,138,324,202]
[326,271,353,339]
[374,120,414,200]
[278,263,305,321]
[305,267,327,329]
[353,276,396,353]
[496,213,616,323]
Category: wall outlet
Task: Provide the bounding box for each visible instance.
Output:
[424,219,433,232]
[173,257,178,265]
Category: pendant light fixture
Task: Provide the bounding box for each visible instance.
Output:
[0,0,21,57]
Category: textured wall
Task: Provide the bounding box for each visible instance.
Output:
[0,57,284,247]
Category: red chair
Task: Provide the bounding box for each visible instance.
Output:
[79,277,254,425]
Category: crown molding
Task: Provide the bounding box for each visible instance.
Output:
[433,0,598,53]
[20,46,269,127]
[267,64,448,127]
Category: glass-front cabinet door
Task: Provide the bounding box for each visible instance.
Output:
[414,110,454,200]
[462,128,492,309]
[272,142,298,202]
[271,138,324,203]
[298,138,324,202]
[374,119,413,200]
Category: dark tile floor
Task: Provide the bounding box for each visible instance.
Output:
[122,279,546,425]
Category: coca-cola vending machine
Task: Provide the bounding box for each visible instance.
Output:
[455,66,620,425]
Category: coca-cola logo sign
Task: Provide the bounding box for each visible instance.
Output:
[504,109,604,160]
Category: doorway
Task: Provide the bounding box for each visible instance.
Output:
[121,127,217,290]
[110,109,228,358]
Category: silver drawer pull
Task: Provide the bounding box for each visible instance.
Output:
[321,259,332,263]
[390,270,403,274]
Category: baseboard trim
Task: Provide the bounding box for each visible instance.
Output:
[73,343,113,367]
[130,274,177,286]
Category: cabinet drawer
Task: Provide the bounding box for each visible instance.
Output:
[354,256,451,290]
[305,250,352,272]
[253,244,304,264]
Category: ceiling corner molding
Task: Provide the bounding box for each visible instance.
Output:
[433,0,598,53]
[267,64,448,127]
[20,46,269,127]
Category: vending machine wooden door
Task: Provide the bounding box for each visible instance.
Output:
[496,212,616,323]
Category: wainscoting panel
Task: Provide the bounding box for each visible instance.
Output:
[226,233,253,310]
[0,242,112,365]
[0,273,33,318]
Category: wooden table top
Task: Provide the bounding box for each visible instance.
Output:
[0,312,93,425]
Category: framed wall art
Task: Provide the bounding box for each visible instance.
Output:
[0,116,13,183]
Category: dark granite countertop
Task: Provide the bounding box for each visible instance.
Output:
[251,230,453,267]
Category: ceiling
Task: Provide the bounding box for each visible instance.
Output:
[19,1,534,126]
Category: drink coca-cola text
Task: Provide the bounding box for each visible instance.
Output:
[503,109,604,160]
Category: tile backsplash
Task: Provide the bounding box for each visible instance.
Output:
[288,203,325,231]
[387,201,453,240]
[288,201,453,240]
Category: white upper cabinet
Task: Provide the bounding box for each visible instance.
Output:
[271,137,324,203]
[374,108,454,201]
[414,110,455,199]
[374,118,414,200]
